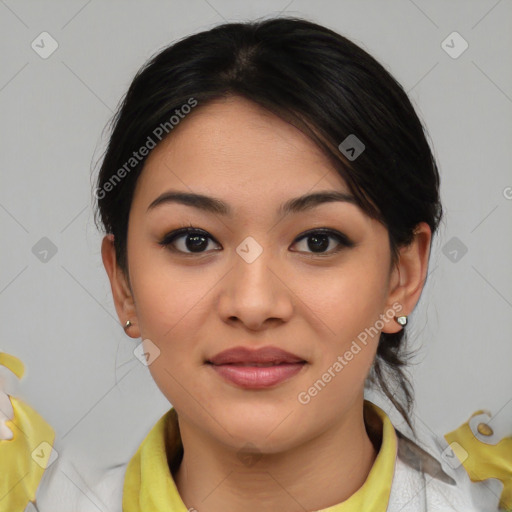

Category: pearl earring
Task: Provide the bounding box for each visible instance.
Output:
[395,315,408,327]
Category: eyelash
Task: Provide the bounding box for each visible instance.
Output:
[157,224,355,257]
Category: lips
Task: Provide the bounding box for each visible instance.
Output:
[206,346,307,389]
[206,346,306,366]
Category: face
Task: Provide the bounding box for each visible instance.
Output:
[104,95,425,453]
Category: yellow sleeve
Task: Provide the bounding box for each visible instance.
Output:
[0,352,56,512]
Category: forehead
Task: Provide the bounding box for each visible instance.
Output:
[133,96,350,208]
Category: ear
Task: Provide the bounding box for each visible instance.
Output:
[101,234,141,339]
[381,222,432,334]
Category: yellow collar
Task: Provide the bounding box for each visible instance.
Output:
[123,399,397,511]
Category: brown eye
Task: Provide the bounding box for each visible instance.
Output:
[291,229,354,255]
[159,228,221,254]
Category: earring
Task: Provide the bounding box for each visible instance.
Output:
[395,315,408,327]
[123,320,133,331]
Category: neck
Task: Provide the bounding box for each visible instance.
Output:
[174,400,379,512]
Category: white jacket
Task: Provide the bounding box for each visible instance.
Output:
[21,405,506,512]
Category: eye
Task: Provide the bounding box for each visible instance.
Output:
[291,229,354,255]
[158,227,221,255]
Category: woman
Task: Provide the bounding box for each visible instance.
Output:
[1,16,509,512]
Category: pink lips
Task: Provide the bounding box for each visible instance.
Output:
[206,346,307,389]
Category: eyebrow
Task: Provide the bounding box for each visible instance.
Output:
[146,189,358,217]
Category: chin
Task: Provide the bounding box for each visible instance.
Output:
[209,400,303,451]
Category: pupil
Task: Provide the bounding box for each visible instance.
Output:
[186,234,207,252]
[308,234,329,252]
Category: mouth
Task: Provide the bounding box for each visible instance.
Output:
[206,345,307,366]
[205,345,308,389]
[206,362,307,389]
[206,361,306,367]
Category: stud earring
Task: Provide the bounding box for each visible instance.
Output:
[395,315,408,327]
[123,320,133,331]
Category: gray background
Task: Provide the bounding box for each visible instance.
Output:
[1,0,511,472]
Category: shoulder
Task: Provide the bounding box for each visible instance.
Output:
[387,417,505,512]
[0,354,128,512]
[33,448,127,512]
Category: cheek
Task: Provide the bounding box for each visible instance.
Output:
[128,238,214,339]
[296,265,387,421]
[303,253,390,381]
[126,244,217,395]
[308,258,388,336]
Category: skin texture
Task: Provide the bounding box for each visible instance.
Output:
[102,95,431,511]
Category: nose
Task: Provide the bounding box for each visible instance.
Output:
[217,240,294,331]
